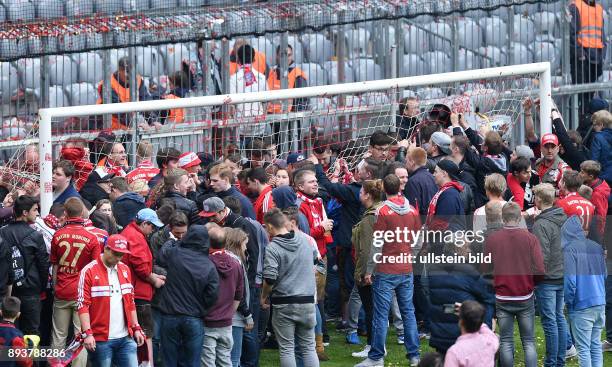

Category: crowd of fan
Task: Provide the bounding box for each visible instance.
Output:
[0,94,609,367]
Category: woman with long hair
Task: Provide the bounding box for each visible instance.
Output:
[351,179,384,358]
[148,168,200,224]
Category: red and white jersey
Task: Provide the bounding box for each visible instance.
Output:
[77,256,137,342]
[51,219,100,301]
[85,225,108,253]
[125,161,160,184]
[556,192,595,232]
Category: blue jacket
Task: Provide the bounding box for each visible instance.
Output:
[427,262,495,353]
[113,192,146,228]
[271,186,310,235]
[404,166,437,216]
[562,216,606,312]
[591,128,612,183]
[216,186,256,220]
[54,183,81,205]
[314,164,363,247]
[433,185,466,233]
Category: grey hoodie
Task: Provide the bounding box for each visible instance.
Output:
[533,207,567,283]
[263,231,318,304]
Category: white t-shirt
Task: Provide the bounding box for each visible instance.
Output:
[105,264,128,339]
[473,200,526,233]
[229,64,267,136]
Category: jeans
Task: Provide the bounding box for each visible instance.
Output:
[324,244,340,318]
[391,294,404,336]
[202,326,233,367]
[569,305,605,367]
[271,303,318,367]
[347,285,362,332]
[231,326,244,367]
[152,308,162,367]
[496,298,537,367]
[160,314,205,367]
[357,285,373,345]
[536,284,567,367]
[369,273,419,361]
[241,286,261,367]
[88,336,138,367]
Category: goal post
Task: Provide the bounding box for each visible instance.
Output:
[36,62,552,216]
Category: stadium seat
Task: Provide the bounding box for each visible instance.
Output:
[59,34,87,53]
[74,52,103,84]
[150,0,178,9]
[346,28,371,57]
[0,62,19,103]
[159,43,194,75]
[352,58,382,82]
[513,3,540,15]
[401,54,428,77]
[0,4,5,22]
[305,34,334,65]
[324,61,355,84]
[539,1,564,13]
[479,17,508,49]
[93,0,122,15]
[605,10,612,38]
[0,39,27,59]
[65,0,94,17]
[533,11,558,36]
[6,0,35,21]
[532,41,560,73]
[427,21,453,54]
[489,6,511,18]
[457,49,481,71]
[509,42,534,65]
[48,85,69,108]
[33,0,63,19]
[362,91,390,106]
[297,63,327,87]
[86,34,105,50]
[26,36,58,55]
[48,55,79,86]
[457,18,482,50]
[404,25,429,54]
[478,46,507,68]
[65,82,97,106]
[423,51,452,74]
[269,35,305,65]
[177,0,206,6]
[123,0,150,11]
[512,15,536,45]
[135,46,165,78]
[416,87,445,100]
[16,58,41,90]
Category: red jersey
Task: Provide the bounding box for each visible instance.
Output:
[50,218,100,301]
[535,156,569,189]
[253,185,275,224]
[125,161,160,184]
[556,192,595,232]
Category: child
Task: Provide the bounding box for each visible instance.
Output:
[0,296,32,367]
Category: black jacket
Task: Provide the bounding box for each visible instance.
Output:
[457,160,486,210]
[157,225,219,318]
[216,187,256,220]
[553,117,588,171]
[113,192,146,228]
[0,238,13,297]
[0,222,48,296]
[163,192,203,225]
[224,211,259,290]
[314,164,363,248]
[79,175,110,207]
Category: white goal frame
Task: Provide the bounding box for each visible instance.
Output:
[37,62,552,216]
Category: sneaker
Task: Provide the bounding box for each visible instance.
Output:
[354,357,384,367]
[397,335,404,344]
[419,332,431,340]
[323,334,330,347]
[409,357,420,367]
[336,320,350,331]
[352,345,371,358]
[603,340,612,352]
[346,331,361,345]
[566,345,577,359]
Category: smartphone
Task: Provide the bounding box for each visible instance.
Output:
[443,304,456,314]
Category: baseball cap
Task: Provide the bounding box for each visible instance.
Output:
[436,159,461,181]
[97,172,116,184]
[430,131,452,155]
[514,145,535,160]
[286,153,305,165]
[106,234,131,254]
[541,133,559,147]
[178,152,202,169]
[136,208,164,228]
[199,197,226,217]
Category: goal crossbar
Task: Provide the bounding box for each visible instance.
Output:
[37,62,552,215]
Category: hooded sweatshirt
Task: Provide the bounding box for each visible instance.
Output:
[60,146,93,191]
[263,231,318,305]
[562,216,606,312]
[533,207,567,283]
[157,225,219,318]
[271,186,310,235]
[205,249,244,328]
[591,128,612,183]
[113,192,146,228]
[367,195,421,275]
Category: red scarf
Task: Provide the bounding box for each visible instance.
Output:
[425,181,463,228]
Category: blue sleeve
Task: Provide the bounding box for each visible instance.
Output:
[315,165,357,203]
[590,135,602,161]
[564,250,577,310]
[241,196,256,220]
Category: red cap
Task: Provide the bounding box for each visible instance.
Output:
[178,152,202,169]
[106,234,130,254]
[541,133,559,147]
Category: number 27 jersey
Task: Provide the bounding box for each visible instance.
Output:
[50,220,100,301]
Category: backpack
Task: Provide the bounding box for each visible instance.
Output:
[0,226,36,288]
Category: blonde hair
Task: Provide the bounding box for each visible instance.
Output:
[148,168,188,206]
[130,179,149,196]
[484,173,507,197]
[533,183,556,206]
[209,163,234,183]
[592,110,612,128]
[224,228,248,263]
[137,140,153,161]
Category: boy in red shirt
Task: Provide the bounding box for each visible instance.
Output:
[246,167,275,224]
[557,170,596,235]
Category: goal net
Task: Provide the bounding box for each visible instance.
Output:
[0,62,551,215]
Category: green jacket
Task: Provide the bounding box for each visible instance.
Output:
[352,203,380,284]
